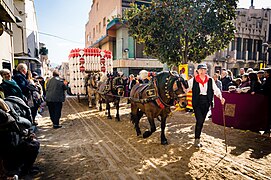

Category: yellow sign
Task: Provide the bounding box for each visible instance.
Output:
[178,64,188,80]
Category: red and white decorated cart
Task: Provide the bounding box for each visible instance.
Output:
[68,48,113,95]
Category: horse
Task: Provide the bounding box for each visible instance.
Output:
[85,72,100,108]
[130,71,187,145]
[96,73,125,121]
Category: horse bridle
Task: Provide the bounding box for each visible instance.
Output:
[154,72,185,107]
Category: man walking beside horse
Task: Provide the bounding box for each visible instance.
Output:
[185,64,225,148]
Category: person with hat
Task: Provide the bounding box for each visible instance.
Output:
[257,70,265,83]
[185,63,225,147]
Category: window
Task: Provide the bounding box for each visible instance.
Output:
[87,34,91,42]
[99,22,101,32]
[96,2,99,11]
[103,17,106,27]
[93,28,95,37]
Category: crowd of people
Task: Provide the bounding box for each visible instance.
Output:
[0,63,67,179]
[182,66,271,147]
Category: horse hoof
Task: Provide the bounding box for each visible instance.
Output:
[143,131,152,138]
[108,116,112,119]
[161,140,168,145]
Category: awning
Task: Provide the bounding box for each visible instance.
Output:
[0,0,16,23]
[14,56,41,64]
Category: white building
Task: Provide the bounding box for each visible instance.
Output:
[13,0,41,73]
[0,0,17,81]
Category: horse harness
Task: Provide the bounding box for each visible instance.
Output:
[131,75,179,109]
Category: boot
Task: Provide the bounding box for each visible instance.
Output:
[194,138,202,148]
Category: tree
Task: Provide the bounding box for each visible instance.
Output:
[123,0,237,66]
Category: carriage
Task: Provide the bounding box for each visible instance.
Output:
[68,48,113,103]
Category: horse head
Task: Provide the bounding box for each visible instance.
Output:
[155,71,187,106]
[86,73,99,89]
[112,76,124,96]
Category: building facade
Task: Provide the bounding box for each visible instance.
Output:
[207,5,271,76]
[0,0,17,80]
[85,0,163,76]
[13,0,41,73]
[85,1,271,77]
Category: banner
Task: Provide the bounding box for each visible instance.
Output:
[212,92,268,131]
[178,64,188,80]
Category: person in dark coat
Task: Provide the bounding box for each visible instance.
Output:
[248,72,262,94]
[12,63,30,98]
[261,69,271,133]
[220,69,232,91]
[45,70,67,128]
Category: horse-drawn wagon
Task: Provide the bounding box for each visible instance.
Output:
[68,48,113,103]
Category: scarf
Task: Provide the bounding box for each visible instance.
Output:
[195,74,209,87]
[4,79,22,90]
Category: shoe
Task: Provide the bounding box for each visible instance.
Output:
[194,138,203,148]
[53,125,62,129]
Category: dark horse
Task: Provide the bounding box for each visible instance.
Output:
[96,73,125,121]
[85,72,100,108]
[130,71,187,145]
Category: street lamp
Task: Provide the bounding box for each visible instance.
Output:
[262,42,269,68]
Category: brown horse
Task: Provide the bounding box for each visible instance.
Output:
[85,72,100,108]
[130,71,187,145]
[96,73,125,121]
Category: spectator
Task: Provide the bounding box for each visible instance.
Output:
[248,72,262,94]
[213,73,222,91]
[246,68,254,73]
[261,69,271,134]
[239,73,250,88]
[46,70,67,129]
[227,69,234,81]
[13,63,30,98]
[257,70,265,83]
[220,69,232,91]
[127,74,136,104]
[237,68,245,78]
[139,70,149,83]
[0,69,25,100]
[0,97,40,178]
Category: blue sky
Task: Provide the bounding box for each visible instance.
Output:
[35,0,271,65]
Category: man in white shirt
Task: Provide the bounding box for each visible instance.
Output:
[186,63,225,147]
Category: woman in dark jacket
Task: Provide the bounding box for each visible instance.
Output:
[248,72,262,94]
[0,69,25,100]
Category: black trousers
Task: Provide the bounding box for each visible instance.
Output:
[193,95,210,139]
[47,102,63,126]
